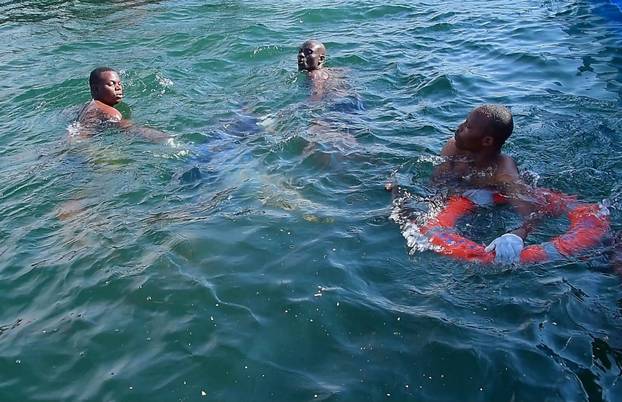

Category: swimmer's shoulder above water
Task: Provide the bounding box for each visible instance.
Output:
[297,39,333,101]
[434,104,517,188]
[76,67,123,130]
[297,39,329,80]
[73,66,170,142]
[388,104,546,265]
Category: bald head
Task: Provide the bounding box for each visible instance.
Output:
[474,104,513,146]
[298,40,326,71]
[301,40,325,51]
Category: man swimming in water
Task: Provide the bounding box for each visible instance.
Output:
[76,67,169,142]
[389,104,540,265]
[436,105,543,264]
[298,40,329,80]
[439,105,553,264]
[78,67,124,127]
[433,105,518,189]
[297,39,336,101]
[295,39,362,150]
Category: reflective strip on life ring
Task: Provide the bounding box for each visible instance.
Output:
[419,189,609,264]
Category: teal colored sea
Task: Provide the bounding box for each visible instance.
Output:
[1,1,622,401]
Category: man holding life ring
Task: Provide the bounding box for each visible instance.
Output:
[433,104,543,264]
[387,104,609,265]
[411,105,542,264]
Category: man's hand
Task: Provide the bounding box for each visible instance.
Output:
[485,233,524,264]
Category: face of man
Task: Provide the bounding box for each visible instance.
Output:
[454,109,494,152]
[93,71,123,106]
[298,41,325,71]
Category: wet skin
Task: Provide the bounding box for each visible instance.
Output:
[431,107,543,242]
[93,70,124,107]
[298,40,326,72]
[76,70,168,142]
[79,71,124,124]
[454,108,495,152]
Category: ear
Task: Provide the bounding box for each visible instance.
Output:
[319,54,326,64]
[481,136,494,147]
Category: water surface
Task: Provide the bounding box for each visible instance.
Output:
[1,1,622,401]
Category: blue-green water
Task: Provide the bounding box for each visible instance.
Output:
[1,1,622,401]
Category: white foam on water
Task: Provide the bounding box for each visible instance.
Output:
[389,190,444,255]
[156,72,174,95]
[416,154,444,165]
[66,121,81,138]
[521,169,541,186]
[151,137,190,159]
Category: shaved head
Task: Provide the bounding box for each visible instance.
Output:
[301,39,325,52]
[298,39,326,71]
[474,104,513,145]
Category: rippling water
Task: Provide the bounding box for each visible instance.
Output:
[1,1,622,401]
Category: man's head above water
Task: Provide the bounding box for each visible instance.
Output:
[298,40,326,72]
[89,67,124,106]
[453,104,513,153]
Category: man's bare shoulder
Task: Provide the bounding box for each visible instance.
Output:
[78,100,122,124]
[494,154,520,182]
[497,154,518,174]
[440,138,459,156]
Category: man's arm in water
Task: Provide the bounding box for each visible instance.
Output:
[77,101,170,143]
[385,139,456,192]
[116,119,171,143]
[494,156,543,241]
[75,101,121,138]
[432,143,543,241]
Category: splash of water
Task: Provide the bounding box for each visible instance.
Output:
[389,188,444,255]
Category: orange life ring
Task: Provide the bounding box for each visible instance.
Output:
[420,189,610,264]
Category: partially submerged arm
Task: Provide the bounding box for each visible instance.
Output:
[484,156,551,264]
[73,101,120,138]
[493,156,544,241]
[75,100,170,143]
[116,119,171,143]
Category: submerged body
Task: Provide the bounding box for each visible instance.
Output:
[295,39,362,150]
[73,67,169,142]
[389,105,542,264]
[393,104,611,266]
[297,40,334,101]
